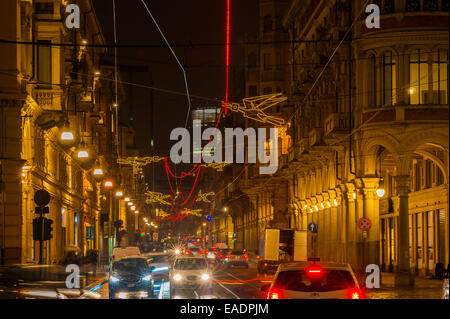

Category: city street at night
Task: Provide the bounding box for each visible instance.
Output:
[0,0,449,312]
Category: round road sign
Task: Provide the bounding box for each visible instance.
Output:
[34,189,50,207]
[359,217,372,231]
[308,222,318,233]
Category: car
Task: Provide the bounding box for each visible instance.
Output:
[112,246,141,262]
[145,252,172,282]
[170,256,213,297]
[261,261,364,299]
[109,257,154,299]
[216,248,232,264]
[224,250,249,268]
[206,248,218,265]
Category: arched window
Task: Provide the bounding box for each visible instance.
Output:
[382,51,397,106]
[263,14,272,33]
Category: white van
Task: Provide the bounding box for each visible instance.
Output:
[112,246,141,262]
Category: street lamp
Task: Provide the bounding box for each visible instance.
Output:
[115,190,123,197]
[134,210,139,214]
[124,197,130,202]
[131,206,136,211]
[128,202,133,206]
[104,180,113,188]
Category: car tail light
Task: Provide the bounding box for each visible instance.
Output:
[241,254,248,259]
[186,250,192,255]
[347,289,365,299]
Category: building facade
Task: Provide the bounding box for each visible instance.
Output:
[210,0,448,284]
[0,0,138,265]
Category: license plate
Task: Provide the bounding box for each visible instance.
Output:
[128,284,135,287]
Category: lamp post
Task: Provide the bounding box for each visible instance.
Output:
[104,180,114,260]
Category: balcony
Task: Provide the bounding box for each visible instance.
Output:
[361,105,449,125]
[324,113,350,137]
[32,88,63,110]
[308,128,323,146]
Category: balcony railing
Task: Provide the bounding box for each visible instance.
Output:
[32,88,63,110]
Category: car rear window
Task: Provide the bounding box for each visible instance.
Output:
[274,269,357,292]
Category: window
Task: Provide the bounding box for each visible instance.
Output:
[263,87,273,95]
[423,0,439,11]
[406,0,421,12]
[409,49,429,105]
[34,2,54,14]
[368,54,377,107]
[248,85,257,97]
[37,40,52,89]
[382,0,395,14]
[263,14,272,33]
[432,49,448,105]
[248,52,257,68]
[264,53,272,70]
[382,52,397,106]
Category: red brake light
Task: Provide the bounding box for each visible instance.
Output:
[241,254,248,259]
[268,289,283,299]
[348,289,365,299]
[305,265,323,278]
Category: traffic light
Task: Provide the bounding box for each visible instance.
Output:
[206,216,212,222]
[33,217,43,241]
[43,218,53,240]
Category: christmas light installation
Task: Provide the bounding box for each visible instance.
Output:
[145,191,173,206]
[224,93,287,126]
[195,190,215,203]
[224,0,231,115]
[117,156,165,168]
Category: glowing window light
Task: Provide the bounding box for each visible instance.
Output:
[61,132,74,141]
[77,150,89,158]
[376,189,385,198]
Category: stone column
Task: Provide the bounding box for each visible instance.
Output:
[354,179,365,273]
[362,178,381,268]
[329,193,339,262]
[395,175,415,287]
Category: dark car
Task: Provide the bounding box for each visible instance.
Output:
[109,257,154,299]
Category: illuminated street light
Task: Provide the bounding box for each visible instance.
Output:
[352,192,356,200]
[128,202,133,206]
[223,207,228,212]
[333,199,338,206]
[326,201,331,208]
[115,190,123,197]
[134,210,139,214]
[61,131,74,141]
[124,197,130,202]
[93,168,104,176]
[202,222,207,227]
[77,150,89,158]
[130,206,136,211]
[314,205,319,212]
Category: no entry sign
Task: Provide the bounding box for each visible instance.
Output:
[359,217,372,231]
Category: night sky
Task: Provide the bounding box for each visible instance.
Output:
[93,0,258,158]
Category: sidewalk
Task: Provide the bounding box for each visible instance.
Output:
[366,272,444,299]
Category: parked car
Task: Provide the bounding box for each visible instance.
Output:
[109,257,154,299]
[261,261,363,299]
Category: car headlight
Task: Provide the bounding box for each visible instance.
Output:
[142,274,152,281]
[173,274,182,281]
[201,273,210,281]
[175,249,181,255]
[110,275,120,283]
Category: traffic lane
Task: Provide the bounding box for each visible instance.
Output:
[211,263,274,299]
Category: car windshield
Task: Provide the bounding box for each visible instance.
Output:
[112,259,148,273]
[274,269,357,292]
[174,258,207,270]
[147,255,169,263]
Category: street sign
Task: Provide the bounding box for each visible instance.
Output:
[34,190,50,207]
[359,217,372,231]
[308,222,318,233]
